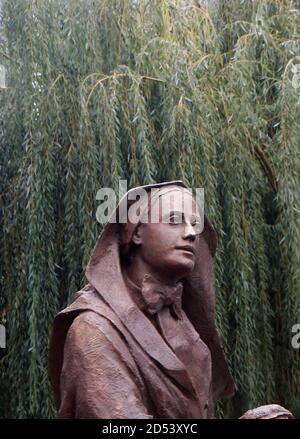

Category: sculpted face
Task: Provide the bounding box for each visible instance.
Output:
[132,189,202,283]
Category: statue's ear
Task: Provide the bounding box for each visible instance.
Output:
[131,223,143,246]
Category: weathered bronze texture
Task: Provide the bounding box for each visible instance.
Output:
[239,404,293,419]
[48,181,291,419]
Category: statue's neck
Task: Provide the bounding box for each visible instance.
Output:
[125,253,180,289]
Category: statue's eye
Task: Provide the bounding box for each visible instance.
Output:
[168,213,183,224]
[191,218,202,233]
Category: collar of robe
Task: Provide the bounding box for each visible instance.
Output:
[125,272,183,319]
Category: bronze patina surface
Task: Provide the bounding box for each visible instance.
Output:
[48,181,292,419]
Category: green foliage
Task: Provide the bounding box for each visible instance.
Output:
[0,0,299,418]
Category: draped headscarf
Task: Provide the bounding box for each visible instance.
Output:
[85,180,235,401]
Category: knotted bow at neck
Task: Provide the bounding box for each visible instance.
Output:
[140,274,183,318]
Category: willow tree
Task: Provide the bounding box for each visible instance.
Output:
[0,0,299,418]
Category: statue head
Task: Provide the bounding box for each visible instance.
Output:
[122,185,203,284]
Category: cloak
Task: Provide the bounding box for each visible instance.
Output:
[48,181,235,418]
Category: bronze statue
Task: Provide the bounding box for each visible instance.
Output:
[48,181,293,419]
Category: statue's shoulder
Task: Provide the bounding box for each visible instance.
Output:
[66,308,116,346]
[63,291,139,369]
[55,283,126,340]
[57,283,107,317]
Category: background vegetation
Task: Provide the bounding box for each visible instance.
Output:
[0,0,299,418]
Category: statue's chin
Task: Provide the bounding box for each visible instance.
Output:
[161,259,195,281]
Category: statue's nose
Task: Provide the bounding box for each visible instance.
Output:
[183,222,196,241]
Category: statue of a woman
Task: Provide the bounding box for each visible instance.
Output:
[48,181,292,419]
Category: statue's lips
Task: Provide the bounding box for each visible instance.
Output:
[175,245,195,255]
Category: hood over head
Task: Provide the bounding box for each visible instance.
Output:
[85,180,235,401]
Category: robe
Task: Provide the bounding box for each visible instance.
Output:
[49,284,214,419]
[49,181,235,419]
